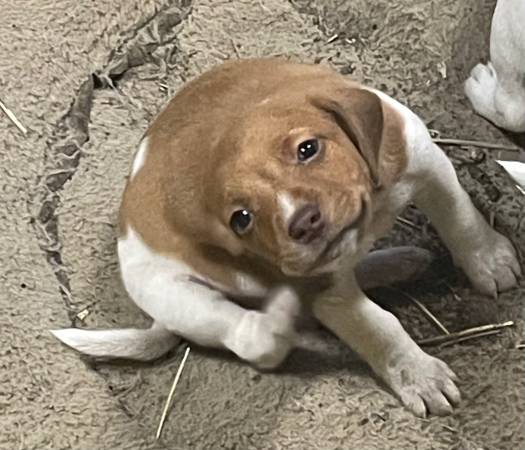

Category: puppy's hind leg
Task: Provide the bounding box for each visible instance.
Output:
[150,283,301,370]
[492,74,525,132]
[123,262,300,369]
[54,278,300,370]
[355,246,435,291]
[466,0,525,132]
[225,287,301,369]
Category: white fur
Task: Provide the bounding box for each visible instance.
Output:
[465,0,525,132]
[372,92,520,296]
[118,227,298,368]
[497,160,525,191]
[53,226,296,368]
[130,137,149,179]
[277,192,297,222]
[50,323,179,361]
[234,273,268,297]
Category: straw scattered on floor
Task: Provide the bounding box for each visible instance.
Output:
[432,137,521,152]
[387,287,450,335]
[418,321,514,347]
[155,346,191,441]
[0,98,27,135]
[387,288,514,349]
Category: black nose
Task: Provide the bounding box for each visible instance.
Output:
[288,204,325,244]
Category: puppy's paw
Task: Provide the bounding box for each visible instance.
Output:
[264,286,302,320]
[236,312,296,370]
[458,230,521,297]
[465,62,498,117]
[381,349,460,417]
[470,61,496,81]
[230,289,300,370]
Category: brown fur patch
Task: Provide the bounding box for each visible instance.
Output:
[119,58,408,291]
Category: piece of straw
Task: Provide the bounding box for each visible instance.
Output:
[0,98,27,135]
[432,137,520,152]
[409,295,450,335]
[395,217,421,231]
[438,329,502,347]
[155,346,191,440]
[387,287,450,335]
[418,321,514,346]
[442,281,462,302]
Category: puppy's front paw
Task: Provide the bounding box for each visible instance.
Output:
[458,230,521,297]
[381,349,460,417]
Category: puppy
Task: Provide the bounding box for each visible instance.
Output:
[465,0,525,132]
[53,59,521,417]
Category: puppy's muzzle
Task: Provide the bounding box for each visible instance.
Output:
[287,203,325,244]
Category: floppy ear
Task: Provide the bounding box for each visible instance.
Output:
[312,87,405,189]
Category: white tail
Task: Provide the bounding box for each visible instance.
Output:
[50,322,180,361]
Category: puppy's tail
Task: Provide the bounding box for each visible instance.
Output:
[50,322,180,361]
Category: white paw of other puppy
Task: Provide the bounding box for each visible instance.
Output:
[229,287,300,370]
[456,229,521,297]
[381,349,460,417]
[465,62,498,118]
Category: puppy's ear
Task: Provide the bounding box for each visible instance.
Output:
[312,87,405,189]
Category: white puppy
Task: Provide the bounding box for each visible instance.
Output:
[465,0,525,132]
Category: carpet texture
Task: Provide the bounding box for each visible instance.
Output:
[1,0,524,449]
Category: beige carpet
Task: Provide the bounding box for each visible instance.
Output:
[1,0,524,449]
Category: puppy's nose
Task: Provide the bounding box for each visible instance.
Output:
[288,204,325,244]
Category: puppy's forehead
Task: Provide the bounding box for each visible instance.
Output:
[237,106,331,154]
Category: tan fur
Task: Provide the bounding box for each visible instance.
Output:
[120,58,408,291]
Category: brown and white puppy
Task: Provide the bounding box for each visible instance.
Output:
[53,59,521,417]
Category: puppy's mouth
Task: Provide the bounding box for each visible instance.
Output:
[308,201,367,273]
[319,223,355,260]
[279,198,367,277]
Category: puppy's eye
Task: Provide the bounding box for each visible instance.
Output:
[230,209,253,235]
[297,139,320,163]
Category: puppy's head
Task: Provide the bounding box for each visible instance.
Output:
[203,82,406,276]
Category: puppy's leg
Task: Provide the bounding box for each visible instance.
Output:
[413,143,521,296]
[312,276,460,417]
[465,0,525,132]
[54,279,299,368]
[131,276,300,370]
[226,286,301,369]
[465,62,525,132]
[355,246,434,290]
